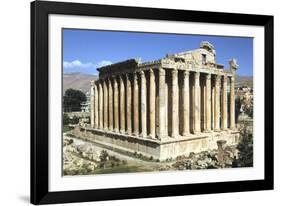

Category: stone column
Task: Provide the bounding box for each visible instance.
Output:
[140,71,147,137]
[230,76,236,129]
[171,69,179,137]
[90,81,95,128]
[126,74,132,135]
[211,80,215,130]
[108,78,113,131]
[149,69,156,138]
[222,75,228,130]
[133,73,139,135]
[113,77,119,132]
[94,83,98,128]
[194,72,201,133]
[214,75,221,131]
[182,70,190,136]
[103,79,108,130]
[120,75,125,133]
[206,74,211,131]
[98,81,103,129]
[158,68,167,138]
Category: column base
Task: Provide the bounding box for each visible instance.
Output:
[171,133,179,138]
[182,132,190,137]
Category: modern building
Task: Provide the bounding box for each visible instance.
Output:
[84,41,240,160]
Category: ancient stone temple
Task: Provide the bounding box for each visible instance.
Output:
[86,41,240,161]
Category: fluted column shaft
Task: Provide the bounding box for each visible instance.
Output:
[133,73,139,135]
[103,79,108,130]
[182,70,190,136]
[230,76,236,129]
[90,81,95,127]
[149,69,156,138]
[108,79,113,131]
[140,71,147,137]
[113,78,119,132]
[120,76,125,133]
[222,75,228,130]
[171,69,179,137]
[98,81,103,129]
[206,74,212,131]
[214,75,221,131]
[126,74,132,135]
[94,83,98,128]
[194,72,201,133]
[158,68,167,138]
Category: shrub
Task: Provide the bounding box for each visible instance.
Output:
[100,150,109,162]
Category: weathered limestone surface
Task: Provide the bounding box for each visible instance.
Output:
[171,69,179,137]
[149,69,156,138]
[140,71,147,137]
[108,79,113,131]
[103,80,108,130]
[88,41,238,160]
[194,72,201,133]
[90,81,95,127]
[120,76,125,133]
[126,74,132,135]
[222,75,228,130]
[182,70,190,136]
[214,75,220,131]
[230,76,236,129]
[133,73,139,135]
[94,84,98,128]
[98,81,103,129]
[113,78,119,132]
[158,68,167,138]
[206,74,211,131]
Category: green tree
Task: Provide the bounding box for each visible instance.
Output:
[63,89,86,112]
[232,128,253,167]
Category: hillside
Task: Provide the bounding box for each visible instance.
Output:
[235,75,253,88]
[63,72,98,94]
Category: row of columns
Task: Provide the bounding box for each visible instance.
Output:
[90,68,236,139]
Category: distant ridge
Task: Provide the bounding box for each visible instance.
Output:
[63,72,98,94]
[235,75,253,88]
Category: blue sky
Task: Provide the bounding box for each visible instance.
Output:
[63,29,253,76]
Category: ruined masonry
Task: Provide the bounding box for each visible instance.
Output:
[85,41,240,161]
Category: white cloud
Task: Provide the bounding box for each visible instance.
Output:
[63,60,112,69]
[96,60,112,68]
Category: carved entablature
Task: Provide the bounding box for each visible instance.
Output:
[161,58,175,69]
[97,59,139,78]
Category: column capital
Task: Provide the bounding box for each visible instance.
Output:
[215,74,221,80]
[133,72,138,80]
[206,73,211,80]
[140,70,145,77]
[159,68,165,76]
[230,76,235,82]
[194,71,200,79]
[149,69,154,74]
[125,73,130,79]
[183,70,190,77]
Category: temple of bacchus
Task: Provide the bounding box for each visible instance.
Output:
[85,41,240,160]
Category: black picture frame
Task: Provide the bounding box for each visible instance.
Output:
[31,0,274,204]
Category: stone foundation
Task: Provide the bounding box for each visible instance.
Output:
[72,126,240,161]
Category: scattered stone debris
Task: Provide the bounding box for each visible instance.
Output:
[63,134,127,175]
[172,145,239,170]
